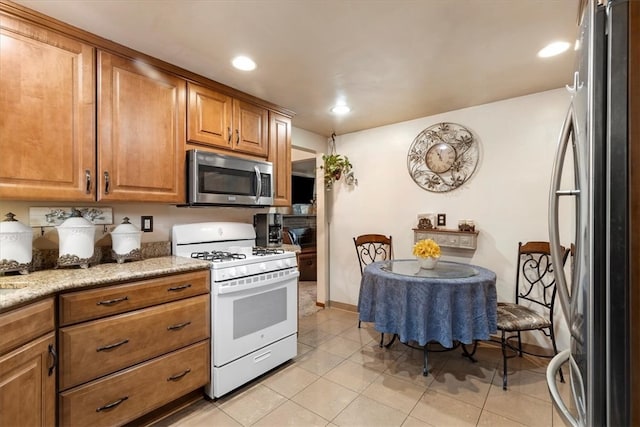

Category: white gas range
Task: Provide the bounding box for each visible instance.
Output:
[171,222,299,398]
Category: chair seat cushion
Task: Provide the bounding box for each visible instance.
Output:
[496,302,552,331]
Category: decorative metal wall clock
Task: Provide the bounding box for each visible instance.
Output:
[407,122,479,193]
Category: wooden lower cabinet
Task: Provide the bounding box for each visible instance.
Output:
[59,341,209,427]
[58,270,211,426]
[0,297,56,427]
[0,332,56,427]
[59,294,209,390]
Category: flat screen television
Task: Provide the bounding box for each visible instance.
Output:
[291,175,315,205]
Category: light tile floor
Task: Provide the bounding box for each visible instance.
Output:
[156,307,573,427]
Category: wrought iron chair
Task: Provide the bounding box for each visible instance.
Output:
[353,234,393,344]
[497,241,569,390]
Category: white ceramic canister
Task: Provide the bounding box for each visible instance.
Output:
[0,212,33,264]
[110,217,142,258]
[56,209,95,260]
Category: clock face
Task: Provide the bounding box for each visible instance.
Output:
[407,122,479,193]
[425,143,456,173]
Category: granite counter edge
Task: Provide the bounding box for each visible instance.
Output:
[0,256,211,312]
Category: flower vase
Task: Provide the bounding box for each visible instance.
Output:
[417,256,438,270]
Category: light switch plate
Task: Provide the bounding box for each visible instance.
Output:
[141,216,153,232]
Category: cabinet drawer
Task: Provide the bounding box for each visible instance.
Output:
[0,298,54,355]
[59,270,209,326]
[59,294,209,390]
[59,340,209,427]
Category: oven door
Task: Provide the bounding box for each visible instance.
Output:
[212,271,298,366]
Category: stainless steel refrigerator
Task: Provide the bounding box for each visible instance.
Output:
[547,0,639,426]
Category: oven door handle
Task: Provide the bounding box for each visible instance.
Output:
[254,165,262,204]
[215,269,300,295]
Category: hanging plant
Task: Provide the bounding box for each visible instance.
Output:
[321,133,357,190]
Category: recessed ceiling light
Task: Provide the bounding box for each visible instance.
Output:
[331,104,351,114]
[232,56,256,71]
[537,41,571,58]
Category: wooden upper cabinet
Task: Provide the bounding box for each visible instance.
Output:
[98,50,186,202]
[0,13,95,201]
[234,99,268,157]
[187,82,268,157]
[187,82,233,149]
[269,112,292,206]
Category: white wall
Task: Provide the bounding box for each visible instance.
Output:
[327,88,573,347]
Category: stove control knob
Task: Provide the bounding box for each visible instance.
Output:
[275,260,284,268]
[259,263,267,271]
[227,267,237,278]
[284,258,293,267]
[238,266,248,276]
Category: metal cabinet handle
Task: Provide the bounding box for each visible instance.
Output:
[85,169,92,194]
[548,105,578,323]
[228,127,232,143]
[96,396,128,412]
[547,350,579,427]
[167,369,191,381]
[236,128,240,145]
[167,284,191,292]
[104,171,110,194]
[48,344,57,376]
[96,339,129,352]
[167,321,191,331]
[96,296,129,306]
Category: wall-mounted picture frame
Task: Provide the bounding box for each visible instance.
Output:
[437,213,446,227]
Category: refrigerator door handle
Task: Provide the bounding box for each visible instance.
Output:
[547,350,580,427]
[548,105,578,322]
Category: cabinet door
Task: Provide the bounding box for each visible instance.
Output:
[0,332,56,427]
[234,99,268,157]
[97,50,186,202]
[0,15,95,201]
[187,82,233,149]
[269,112,292,206]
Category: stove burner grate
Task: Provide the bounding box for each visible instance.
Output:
[253,247,285,256]
[190,251,247,262]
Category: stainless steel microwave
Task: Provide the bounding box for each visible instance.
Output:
[187,150,273,207]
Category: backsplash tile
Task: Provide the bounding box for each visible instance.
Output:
[28,241,171,272]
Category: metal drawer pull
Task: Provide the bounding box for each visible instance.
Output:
[96,396,128,412]
[167,321,191,331]
[96,339,129,352]
[167,284,191,292]
[48,344,57,376]
[96,296,129,306]
[167,369,191,381]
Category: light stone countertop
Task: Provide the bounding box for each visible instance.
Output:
[0,256,211,312]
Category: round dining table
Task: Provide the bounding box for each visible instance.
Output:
[357,259,497,374]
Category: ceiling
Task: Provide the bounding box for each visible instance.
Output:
[14,0,578,137]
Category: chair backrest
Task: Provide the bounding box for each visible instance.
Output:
[353,234,393,275]
[515,241,569,315]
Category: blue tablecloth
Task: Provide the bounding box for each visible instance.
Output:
[357,260,497,348]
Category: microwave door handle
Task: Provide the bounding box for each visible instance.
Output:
[548,105,578,323]
[254,166,262,204]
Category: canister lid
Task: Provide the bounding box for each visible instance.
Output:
[0,212,32,233]
[57,209,94,228]
[111,217,140,234]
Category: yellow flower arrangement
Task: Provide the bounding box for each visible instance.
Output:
[413,239,441,258]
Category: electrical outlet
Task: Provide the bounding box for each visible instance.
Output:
[141,216,153,232]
